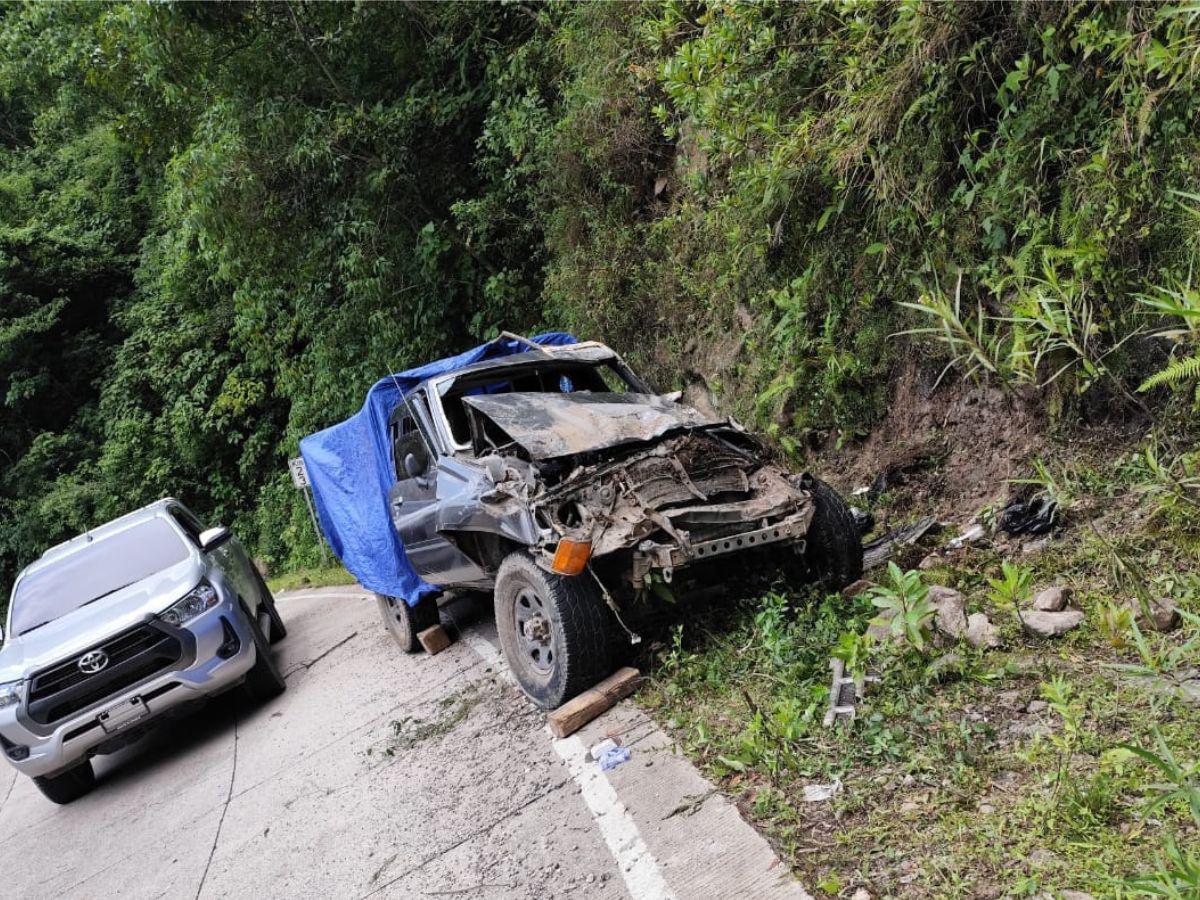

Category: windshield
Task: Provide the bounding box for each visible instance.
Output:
[9,518,191,636]
[439,359,637,447]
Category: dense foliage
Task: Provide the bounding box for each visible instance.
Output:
[2,1,1198,595]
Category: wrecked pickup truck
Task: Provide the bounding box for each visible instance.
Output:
[381,339,862,707]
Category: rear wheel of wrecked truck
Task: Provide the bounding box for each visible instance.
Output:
[494,553,611,710]
[803,478,864,590]
[376,593,439,653]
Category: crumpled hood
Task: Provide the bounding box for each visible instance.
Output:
[462,392,722,460]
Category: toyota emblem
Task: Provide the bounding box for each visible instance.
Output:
[77,650,110,675]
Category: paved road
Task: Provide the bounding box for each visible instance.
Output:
[0,586,810,899]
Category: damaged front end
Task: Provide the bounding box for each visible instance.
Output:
[459,392,815,595]
[534,430,814,590]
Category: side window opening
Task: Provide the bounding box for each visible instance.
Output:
[391,403,431,480]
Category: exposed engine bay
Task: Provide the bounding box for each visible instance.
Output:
[461,396,815,592]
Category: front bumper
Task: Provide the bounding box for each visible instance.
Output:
[0,596,258,779]
[629,510,811,588]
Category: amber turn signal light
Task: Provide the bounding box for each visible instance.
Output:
[551,538,592,575]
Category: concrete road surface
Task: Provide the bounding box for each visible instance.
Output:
[0,586,811,899]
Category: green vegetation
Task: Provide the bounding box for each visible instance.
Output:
[4,2,1199,891]
[3,2,1200,595]
[265,563,356,596]
[643,441,1200,896]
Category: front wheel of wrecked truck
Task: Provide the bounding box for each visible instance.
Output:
[802,477,864,591]
[494,553,611,710]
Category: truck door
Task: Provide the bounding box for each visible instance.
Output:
[387,395,487,587]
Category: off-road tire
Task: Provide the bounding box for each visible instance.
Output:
[242,607,287,702]
[494,553,611,710]
[804,478,864,590]
[33,760,96,804]
[252,569,287,643]
[376,593,439,653]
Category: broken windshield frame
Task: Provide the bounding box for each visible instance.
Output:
[425,348,650,453]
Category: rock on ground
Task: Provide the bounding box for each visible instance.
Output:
[965,612,1001,649]
[1022,609,1085,638]
[1032,586,1070,612]
[1127,596,1180,632]
[928,586,968,638]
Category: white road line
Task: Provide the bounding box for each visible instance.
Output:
[462,633,512,685]
[275,590,367,604]
[551,734,677,900]
[463,631,676,900]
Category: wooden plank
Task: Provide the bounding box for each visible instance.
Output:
[417,624,452,655]
[547,667,641,739]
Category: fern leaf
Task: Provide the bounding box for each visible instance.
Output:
[1139,354,1200,392]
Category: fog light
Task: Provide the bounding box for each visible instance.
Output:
[551,538,592,576]
[0,734,28,761]
[216,616,241,659]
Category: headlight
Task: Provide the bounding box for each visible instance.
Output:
[0,681,24,710]
[159,583,219,627]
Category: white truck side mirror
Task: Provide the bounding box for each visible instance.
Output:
[199,526,232,551]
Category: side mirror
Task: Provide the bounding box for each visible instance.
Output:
[403,453,425,480]
[199,526,232,551]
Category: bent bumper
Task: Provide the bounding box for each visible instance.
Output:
[0,597,258,779]
[628,510,812,588]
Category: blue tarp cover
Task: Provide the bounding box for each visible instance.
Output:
[299,333,577,605]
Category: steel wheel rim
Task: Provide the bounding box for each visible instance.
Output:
[514,588,554,674]
[384,596,407,637]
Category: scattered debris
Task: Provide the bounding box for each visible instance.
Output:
[547,667,641,738]
[802,779,842,802]
[597,745,631,771]
[587,738,621,761]
[945,523,986,550]
[1021,535,1052,555]
[850,506,875,535]
[965,612,1001,649]
[999,493,1057,536]
[1127,596,1180,632]
[1032,586,1070,612]
[927,585,968,639]
[1022,609,1085,638]
[824,657,861,726]
[862,515,939,570]
[662,788,718,820]
[385,687,479,753]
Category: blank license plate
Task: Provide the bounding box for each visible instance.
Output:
[98,696,151,734]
